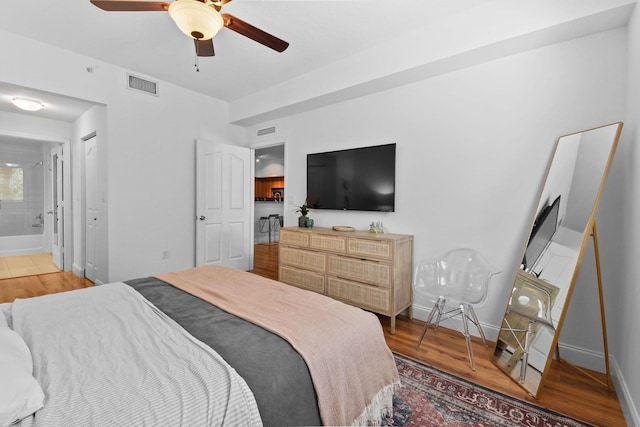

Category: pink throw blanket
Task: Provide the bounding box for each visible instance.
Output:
[156,265,399,426]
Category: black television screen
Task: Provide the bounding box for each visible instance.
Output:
[523,195,561,273]
[307,143,396,212]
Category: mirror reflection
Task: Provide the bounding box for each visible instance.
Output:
[493,122,622,397]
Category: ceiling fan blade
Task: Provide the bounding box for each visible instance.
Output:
[90,0,169,11]
[222,14,289,52]
[194,39,215,57]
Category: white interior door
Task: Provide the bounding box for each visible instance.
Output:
[49,145,64,269]
[196,140,251,270]
[85,135,98,281]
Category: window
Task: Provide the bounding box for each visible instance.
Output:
[0,166,24,200]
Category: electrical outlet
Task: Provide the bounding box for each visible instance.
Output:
[162,249,169,259]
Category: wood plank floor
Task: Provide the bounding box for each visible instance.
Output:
[1,246,625,426]
[251,243,280,280]
[380,315,625,426]
[0,271,93,303]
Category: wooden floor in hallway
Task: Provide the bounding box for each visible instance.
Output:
[250,242,279,280]
[0,271,93,303]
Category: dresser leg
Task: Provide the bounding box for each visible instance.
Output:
[390,316,396,334]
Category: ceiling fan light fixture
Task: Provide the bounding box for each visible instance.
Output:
[11,97,45,112]
[168,0,224,40]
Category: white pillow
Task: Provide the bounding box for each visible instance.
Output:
[0,327,45,426]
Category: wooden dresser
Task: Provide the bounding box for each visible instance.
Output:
[278,226,413,333]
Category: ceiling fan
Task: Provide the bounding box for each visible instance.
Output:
[90,0,289,57]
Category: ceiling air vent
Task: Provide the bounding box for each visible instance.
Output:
[127,73,158,97]
[257,126,276,137]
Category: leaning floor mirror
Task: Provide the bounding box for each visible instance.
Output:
[492,122,623,398]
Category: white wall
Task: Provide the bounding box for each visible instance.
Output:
[612,4,640,424]
[248,26,627,364]
[0,111,71,146]
[0,30,244,283]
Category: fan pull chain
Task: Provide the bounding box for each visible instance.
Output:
[194,53,200,72]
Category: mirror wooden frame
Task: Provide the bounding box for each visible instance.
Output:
[492,122,623,398]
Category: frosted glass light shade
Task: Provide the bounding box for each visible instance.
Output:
[11,97,44,111]
[168,0,224,40]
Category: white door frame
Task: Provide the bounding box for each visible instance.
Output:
[83,132,98,282]
[49,144,64,269]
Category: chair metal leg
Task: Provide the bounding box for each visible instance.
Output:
[461,304,475,371]
[415,298,441,349]
[433,298,445,332]
[467,305,487,347]
[520,321,534,383]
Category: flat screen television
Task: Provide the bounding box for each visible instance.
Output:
[306,143,396,212]
[523,195,561,273]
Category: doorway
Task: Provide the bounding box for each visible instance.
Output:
[252,143,284,278]
[0,136,63,278]
[254,144,285,245]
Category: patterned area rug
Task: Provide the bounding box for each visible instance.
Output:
[384,353,591,426]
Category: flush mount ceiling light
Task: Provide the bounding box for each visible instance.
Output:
[168,0,224,40]
[12,97,45,112]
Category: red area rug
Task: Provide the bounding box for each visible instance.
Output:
[384,354,591,426]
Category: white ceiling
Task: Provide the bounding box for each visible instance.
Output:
[0,0,636,123]
[0,1,482,102]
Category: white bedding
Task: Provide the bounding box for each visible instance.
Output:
[9,283,262,427]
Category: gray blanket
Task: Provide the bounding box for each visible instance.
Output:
[126,277,322,427]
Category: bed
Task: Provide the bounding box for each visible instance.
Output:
[1,265,400,426]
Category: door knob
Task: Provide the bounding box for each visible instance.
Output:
[199,216,206,221]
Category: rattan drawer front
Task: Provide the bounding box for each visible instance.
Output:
[280,246,326,273]
[279,230,310,247]
[327,277,391,313]
[310,234,346,253]
[280,265,326,294]
[347,238,392,260]
[327,255,390,287]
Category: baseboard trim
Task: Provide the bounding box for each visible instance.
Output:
[555,341,607,373]
[72,263,85,278]
[412,303,502,341]
[611,357,640,427]
[412,303,610,369]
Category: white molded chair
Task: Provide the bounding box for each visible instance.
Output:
[413,248,498,370]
